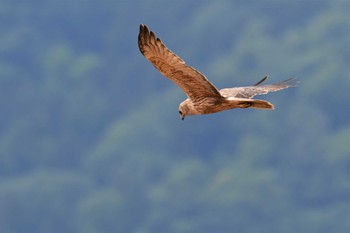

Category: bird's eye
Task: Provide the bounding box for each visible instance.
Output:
[179,110,182,115]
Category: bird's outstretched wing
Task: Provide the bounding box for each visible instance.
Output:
[220,77,298,99]
[138,24,222,102]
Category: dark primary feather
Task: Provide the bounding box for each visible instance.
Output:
[254,75,268,86]
[138,24,222,102]
[220,77,298,99]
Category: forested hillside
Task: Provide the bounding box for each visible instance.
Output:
[0,0,349,232]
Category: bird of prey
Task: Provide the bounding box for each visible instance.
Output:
[138,24,297,120]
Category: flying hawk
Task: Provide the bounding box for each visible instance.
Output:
[138,24,297,120]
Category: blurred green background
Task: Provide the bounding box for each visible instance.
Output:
[0,0,349,232]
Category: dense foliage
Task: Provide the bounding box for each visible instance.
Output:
[0,0,349,232]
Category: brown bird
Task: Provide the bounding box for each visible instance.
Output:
[138,24,297,120]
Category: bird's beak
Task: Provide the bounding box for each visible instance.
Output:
[182,116,185,120]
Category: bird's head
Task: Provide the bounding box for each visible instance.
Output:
[178,101,191,120]
[178,107,186,120]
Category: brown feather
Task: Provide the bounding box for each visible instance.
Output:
[138,24,222,103]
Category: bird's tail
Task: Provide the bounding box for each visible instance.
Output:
[232,98,275,110]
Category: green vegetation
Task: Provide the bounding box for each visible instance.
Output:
[0,0,349,232]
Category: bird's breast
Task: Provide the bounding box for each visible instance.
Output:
[193,97,228,114]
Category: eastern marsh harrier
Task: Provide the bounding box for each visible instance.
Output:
[138,24,297,120]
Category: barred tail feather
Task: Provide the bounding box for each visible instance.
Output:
[229,97,274,110]
[245,99,274,110]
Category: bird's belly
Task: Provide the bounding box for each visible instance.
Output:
[194,98,229,115]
